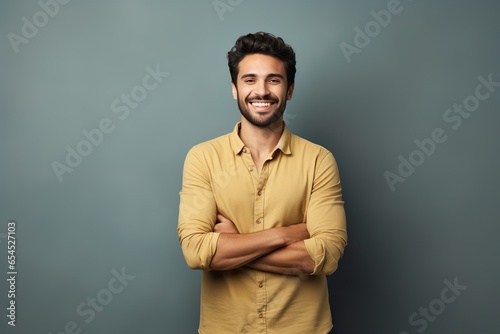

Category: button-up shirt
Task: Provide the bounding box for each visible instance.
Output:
[178,122,347,334]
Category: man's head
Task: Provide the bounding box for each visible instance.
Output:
[227,32,296,90]
[227,32,296,128]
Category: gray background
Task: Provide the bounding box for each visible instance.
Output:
[1,0,499,333]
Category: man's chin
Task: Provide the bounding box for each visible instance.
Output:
[243,113,283,128]
[238,101,285,128]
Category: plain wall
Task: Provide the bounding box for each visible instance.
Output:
[1,1,499,333]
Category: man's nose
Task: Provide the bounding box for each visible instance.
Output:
[253,80,270,97]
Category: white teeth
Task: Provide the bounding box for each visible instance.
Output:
[252,102,272,107]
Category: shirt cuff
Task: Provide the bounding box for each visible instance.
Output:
[203,232,221,271]
[303,238,338,276]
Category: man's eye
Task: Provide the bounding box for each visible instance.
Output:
[269,79,281,84]
[244,79,255,84]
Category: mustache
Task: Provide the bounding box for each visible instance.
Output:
[245,94,278,102]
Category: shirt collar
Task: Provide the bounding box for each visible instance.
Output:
[229,122,292,156]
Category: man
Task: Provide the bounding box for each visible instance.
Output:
[178,32,347,334]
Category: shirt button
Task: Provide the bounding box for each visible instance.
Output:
[258,282,263,288]
[258,313,263,319]
[248,165,254,171]
[256,218,262,224]
[257,190,262,196]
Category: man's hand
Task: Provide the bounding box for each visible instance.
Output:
[214,214,239,234]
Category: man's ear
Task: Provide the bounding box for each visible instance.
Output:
[286,84,295,101]
[231,83,238,100]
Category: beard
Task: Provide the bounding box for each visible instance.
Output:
[237,93,287,128]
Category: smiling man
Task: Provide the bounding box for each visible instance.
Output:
[178,32,347,334]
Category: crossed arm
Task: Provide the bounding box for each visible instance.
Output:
[210,214,315,275]
[178,147,347,277]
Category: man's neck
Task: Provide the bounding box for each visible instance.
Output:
[239,118,284,159]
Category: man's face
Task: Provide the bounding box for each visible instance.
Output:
[232,54,294,128]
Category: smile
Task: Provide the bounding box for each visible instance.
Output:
[251,102,273,107]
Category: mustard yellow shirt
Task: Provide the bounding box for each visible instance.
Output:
[178,122,347,334]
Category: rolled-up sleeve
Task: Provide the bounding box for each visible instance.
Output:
[177,146,220,270]
[303,151,347,275]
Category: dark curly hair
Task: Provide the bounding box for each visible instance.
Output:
[227,32,296,89]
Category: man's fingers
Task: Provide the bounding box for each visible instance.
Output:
[214,214,239,234]
[217,213,231,224]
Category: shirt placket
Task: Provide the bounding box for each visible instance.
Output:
[241,147,271,333]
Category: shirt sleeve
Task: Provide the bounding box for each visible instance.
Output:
[177,145,220,271]
[303,151,348,275]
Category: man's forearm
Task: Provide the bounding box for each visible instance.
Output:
[210,223,309,271]
[246,241,315,275]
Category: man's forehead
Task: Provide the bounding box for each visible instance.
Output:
[238,54,286,76]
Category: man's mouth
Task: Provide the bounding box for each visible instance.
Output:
[251,102,273,107]
[248,100,276,111]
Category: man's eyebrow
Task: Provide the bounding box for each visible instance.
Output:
[240,73,285,79]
